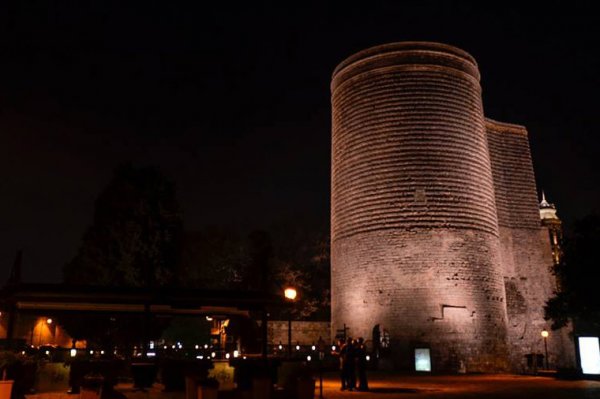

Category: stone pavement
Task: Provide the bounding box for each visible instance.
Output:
[25,372,600,399]
[315,371,600,398]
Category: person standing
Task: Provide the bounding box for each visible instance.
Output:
[342,337,357,391]
[356,337,369,391]
[336,339,347,390]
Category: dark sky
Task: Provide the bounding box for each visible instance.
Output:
[1,1,598,283]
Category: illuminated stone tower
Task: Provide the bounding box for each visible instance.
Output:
[331,42,576,372]
[331,42,510,372]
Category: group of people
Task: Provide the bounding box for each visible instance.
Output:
[337,336,369,391]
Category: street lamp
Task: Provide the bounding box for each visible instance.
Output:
[284,287,297,358]
[541,330,549,369]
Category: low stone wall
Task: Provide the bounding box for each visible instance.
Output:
[267,321,330,346]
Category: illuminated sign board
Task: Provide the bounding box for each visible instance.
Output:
[579,337,600,375]
[415,348,431,372]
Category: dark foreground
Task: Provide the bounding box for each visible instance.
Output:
[24,371,600,399]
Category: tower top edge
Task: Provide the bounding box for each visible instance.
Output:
[485,118,528,135]
[332,41,479,83]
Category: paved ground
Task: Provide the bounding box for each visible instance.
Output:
[314,371,600,399]
[26,372,600,399]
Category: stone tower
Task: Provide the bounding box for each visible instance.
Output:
[330,42,575,372]
[331,42,510,372]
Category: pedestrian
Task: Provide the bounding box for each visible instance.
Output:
[336,339,347,390]
[356,337,369,391]
[342,337,357,391]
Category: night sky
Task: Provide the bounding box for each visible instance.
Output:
[1,2,598,283]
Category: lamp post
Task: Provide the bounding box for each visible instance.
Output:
[541,330,549,369]
[284,287,297,358]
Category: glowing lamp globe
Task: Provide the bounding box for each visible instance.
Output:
[284,288,297,301]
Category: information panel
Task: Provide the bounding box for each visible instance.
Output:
[579,336,600,375]
[415,348,431,372]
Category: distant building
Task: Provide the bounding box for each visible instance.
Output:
[539,192,563,265]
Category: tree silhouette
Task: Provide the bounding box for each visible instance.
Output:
[64,163,182,287]
[545,214,600,332]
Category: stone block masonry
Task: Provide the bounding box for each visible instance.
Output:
[267,320,330,347]
[487,119,575,370]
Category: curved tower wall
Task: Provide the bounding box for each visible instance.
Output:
[331,42,509,372]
